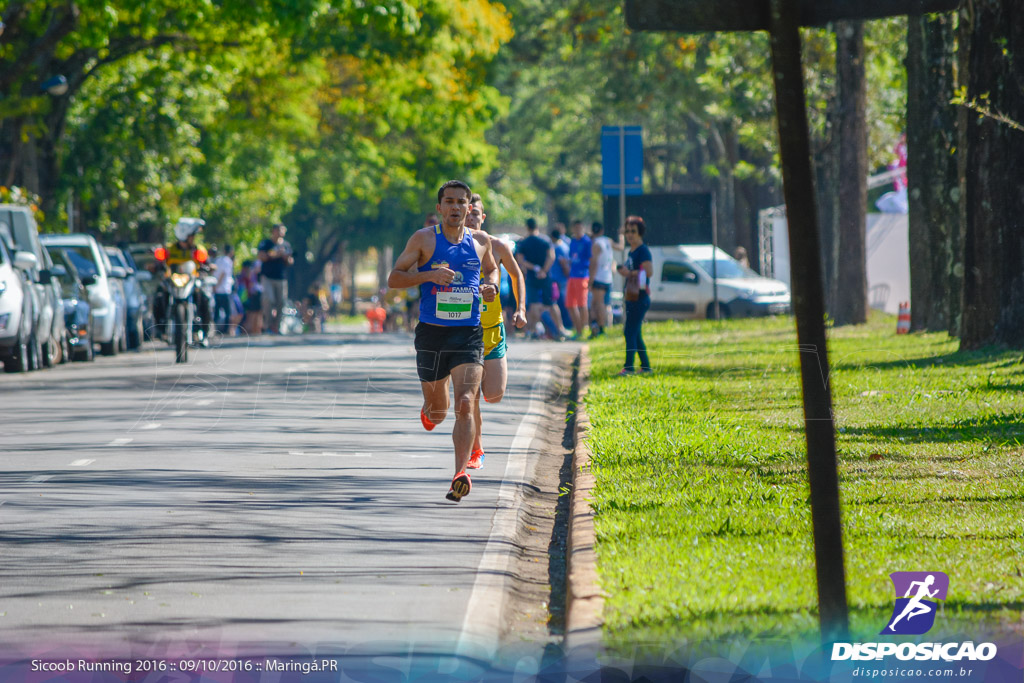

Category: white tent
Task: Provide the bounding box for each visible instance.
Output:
[759,210,909,316]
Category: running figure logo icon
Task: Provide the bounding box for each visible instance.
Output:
[882,572,949,635]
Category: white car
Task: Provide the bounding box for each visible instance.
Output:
[643,244,792,320]
[0,204,68,366]
[40,234,127,356]
[0,236,38,372]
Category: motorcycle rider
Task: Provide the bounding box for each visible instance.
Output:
[154,217,214,344]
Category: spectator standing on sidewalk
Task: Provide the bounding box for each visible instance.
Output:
[213,243,235,335]
[548,224,572,332]
[616,216,654,375]
[238,259,263,335]
[257,223,293,334]
[516,218,567,340]
[566,219,592,339]
[588,221,619,337]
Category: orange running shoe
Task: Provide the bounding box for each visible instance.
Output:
[420,408,436,431]
[445,471,472,502]
[466,448,485,470]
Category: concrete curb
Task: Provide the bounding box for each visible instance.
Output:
[564,346,603,655]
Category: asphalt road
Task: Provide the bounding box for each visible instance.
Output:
[0,331,571,670]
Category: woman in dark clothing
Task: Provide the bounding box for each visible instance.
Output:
[616,216,654,375]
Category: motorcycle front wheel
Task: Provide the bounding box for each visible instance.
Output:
[173,302,189,364]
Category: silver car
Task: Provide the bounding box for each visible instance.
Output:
[40,234,127,356]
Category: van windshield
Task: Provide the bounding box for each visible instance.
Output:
[694,258,749,280]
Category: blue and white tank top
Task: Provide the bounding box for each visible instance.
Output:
[418,225,482,326]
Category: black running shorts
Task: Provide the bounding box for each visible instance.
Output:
[414,322,484,383]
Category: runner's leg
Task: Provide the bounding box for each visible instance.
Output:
[420,377,451,427]
[449,362,483,474]
[481,356,508,404]
[472,386,484,454]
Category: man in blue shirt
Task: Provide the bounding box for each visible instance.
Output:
[515,218,567,339]
[387,180,499,502]
[548,225,572,333]
[566,219,592,339]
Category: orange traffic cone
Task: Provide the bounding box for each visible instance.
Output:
[896,301,911,334]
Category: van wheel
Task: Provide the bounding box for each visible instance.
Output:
[100,338,116,356]
[706,302,732,320]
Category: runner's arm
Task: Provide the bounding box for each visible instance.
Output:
[480,236,499,290]
[388,231,451,288]
[496,240,527,325]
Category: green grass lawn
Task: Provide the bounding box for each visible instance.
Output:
[584,312,1024,653]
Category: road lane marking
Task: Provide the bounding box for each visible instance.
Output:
[139,423,161,430]
[170,410,189,417]
[457,352,552,661]
[196,399,214,406]
[107,438,133,446]
[28,475,53,483]
[69,459,94,467]
[289,451,373,458]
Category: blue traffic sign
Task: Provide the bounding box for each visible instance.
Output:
[601,126,643,196]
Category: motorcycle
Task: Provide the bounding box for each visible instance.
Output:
[153,247,214,363]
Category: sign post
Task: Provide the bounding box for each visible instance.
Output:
[602,125,643,232]
[625,0,958,644]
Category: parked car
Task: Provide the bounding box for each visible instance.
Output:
[40,233,127,356]
[0,204,67,366]
[639,245,792,320]
[50,251,95,362]
[105,245,152,349]
[0,235,39,372]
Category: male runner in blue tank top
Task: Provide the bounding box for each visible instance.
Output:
[388,180,499,502]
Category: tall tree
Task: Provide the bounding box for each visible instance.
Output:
[0,0,432,220]
[286,0,512,296]
[959,0,1024,350]
[833,21,868,326]
[906,13,960,333]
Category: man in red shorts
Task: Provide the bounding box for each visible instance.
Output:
[566,219,592,339]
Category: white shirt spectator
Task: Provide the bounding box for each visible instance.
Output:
[214,254,235,294]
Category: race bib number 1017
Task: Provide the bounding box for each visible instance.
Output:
[436,291,474,320]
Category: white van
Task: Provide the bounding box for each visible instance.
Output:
[643,245,791,320]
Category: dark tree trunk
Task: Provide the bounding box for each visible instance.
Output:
[959,0,1024,350]
[812,54,839,315]
[907,14,960,333]
[833,20,868,326]
[815,136,839,315]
